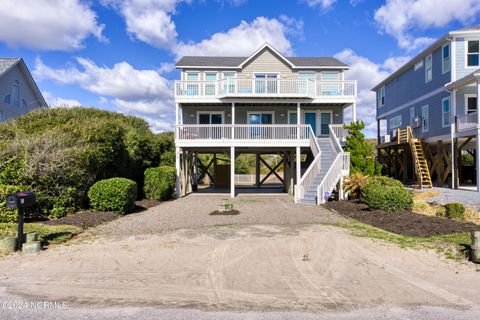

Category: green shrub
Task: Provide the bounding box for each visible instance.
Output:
[144,166,176,201]
[0,184,28,222]
[88,178,137,214]
[360,176,413,212]
[0,107,173,215]
[444,202,465,220]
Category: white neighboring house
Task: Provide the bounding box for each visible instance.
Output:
[174,43,357,204]
[0,58,47,122]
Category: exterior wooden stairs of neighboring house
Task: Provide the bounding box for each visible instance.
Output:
[398,126,432,188]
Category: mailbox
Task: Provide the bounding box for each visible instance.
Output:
[6,191,36,209]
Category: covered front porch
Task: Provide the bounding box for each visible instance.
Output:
[446,68,480,192]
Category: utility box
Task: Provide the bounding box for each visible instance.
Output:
[6,191,36,208]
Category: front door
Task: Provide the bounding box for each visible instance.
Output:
[320,112,332,135]
[305,112,317,136]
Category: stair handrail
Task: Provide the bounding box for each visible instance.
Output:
[294,126,322,203]
[315,125,350,204]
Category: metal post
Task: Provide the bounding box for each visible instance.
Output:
[17,207,24,251]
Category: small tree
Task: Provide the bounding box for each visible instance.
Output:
[343,121,382,176]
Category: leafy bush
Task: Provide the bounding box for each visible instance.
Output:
[0,107,173,216]
[88,178,137,214]
[360,176,413,212]
[0,184,29,222]
[344,172,369,199]
[343,121,382,176]
[444,202,465,220]
[144,166,176,201]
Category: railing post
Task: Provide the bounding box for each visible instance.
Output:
[231,102,235,141]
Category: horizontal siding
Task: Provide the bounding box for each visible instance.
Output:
[455,35,480,80]
[455,85,477,115]
[386,91,450,140]
[181,105,344,126]
[240,48,294,78]
[0,64,44,122]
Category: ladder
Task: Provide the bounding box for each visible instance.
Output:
[405,127,432,188]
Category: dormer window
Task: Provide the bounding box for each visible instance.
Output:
[12,80,19,107]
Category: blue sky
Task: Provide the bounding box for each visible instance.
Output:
[0,0,479,136]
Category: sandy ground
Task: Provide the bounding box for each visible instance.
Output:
[0,195,480,319]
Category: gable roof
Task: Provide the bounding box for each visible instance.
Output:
[175,43,349,69]
[372,25,480,91]
[0,58,20,77]
[0,58,47,107]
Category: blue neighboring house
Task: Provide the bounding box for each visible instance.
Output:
[0,58,47,122]
[373,26,480,192]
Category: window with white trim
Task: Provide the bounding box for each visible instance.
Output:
[198,112,223,124]
[425,54,432,83]
[442,98,450,127]
[442,44,450,74]
[410,107,415,126]
[421,105,429,132]
[389,115,402,129]
[414,60,423,71]
[467,40,479,67]
[204,72,217,96]
[378,86,385,107]
[466,96,477,114]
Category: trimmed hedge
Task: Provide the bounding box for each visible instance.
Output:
[144,166,176,201]
[444,202,465,220]
[0,184,28,222]
[88,178,137,214]
[360,176,413,212]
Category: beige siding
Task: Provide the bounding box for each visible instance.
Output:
[240,48,295,79]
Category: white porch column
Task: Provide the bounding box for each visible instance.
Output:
[230,147,235,198]
[175,147,181,198]
[296,146,301,186]
[477,81,480,192]
[352,102,357,123]
[231,102,235,140]
[297,102,301,139]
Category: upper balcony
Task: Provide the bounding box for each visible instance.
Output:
[174,78,357,103]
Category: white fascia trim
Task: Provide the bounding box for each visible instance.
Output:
[176,66,241,69]
[292,66,349,70]
[449,30,480,36]
[239,43,295,69]
[376,87,445,119]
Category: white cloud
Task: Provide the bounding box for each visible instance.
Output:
[0,0,105,51]
[374,0,480,50]
[43,91,82,108]
[303,0,336,9]
[335,49,410,137]
[34,58,175,132]
[175,16,297,57]
[103,0,190,50]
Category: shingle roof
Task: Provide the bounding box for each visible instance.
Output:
[175,56,348,68]
[287,57,348,67]
[0,58,20,76]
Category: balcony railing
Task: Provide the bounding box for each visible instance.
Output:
[456,112,478,132]
[174,79,356,100]
[175,124,311,146]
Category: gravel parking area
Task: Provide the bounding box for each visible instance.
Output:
[93,194,345,238]
[417,187,480,208]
